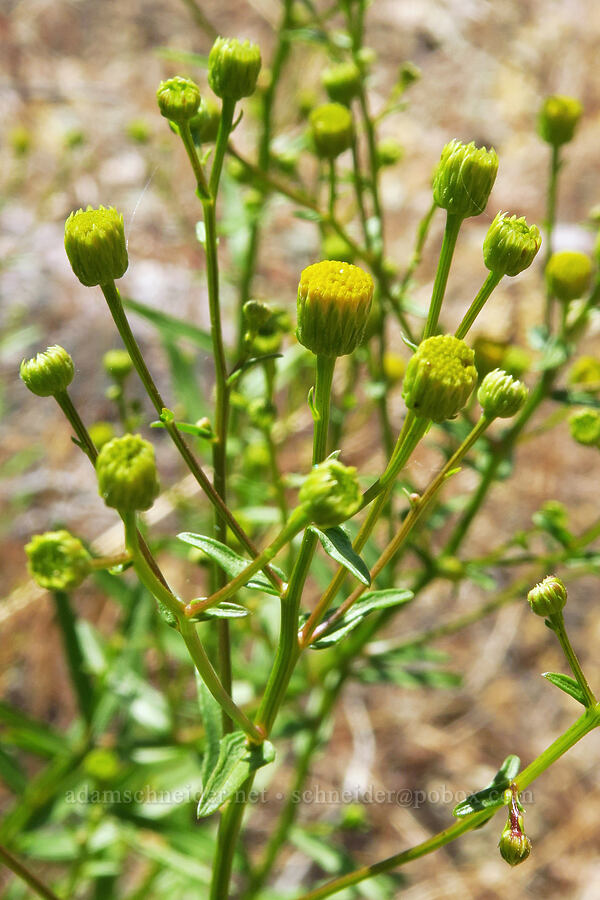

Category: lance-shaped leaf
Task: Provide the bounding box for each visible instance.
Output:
[453,754,520,818]
[309,525,371,586]
[542,671,586,705]
[178,533,286,597]
[309,588,413,649]
[197,732,275,818]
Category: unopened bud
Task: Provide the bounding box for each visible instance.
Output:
[477,368,529,419]
[538,95,582,147]
[156,76,201,124]
[433,139,498,219]
[568,408,600,446]
[25,530,92,592]
[189,97,221,144]
[499,814,532,867]
[483,212,541,277]
[527,575,567,617]
[299,457,361,527]
[309,103,353,159]
[103,349,133,381]
[322,62,361,106]
[546,251,593,303]
[208,37,261,101]
[402,335,477,422]
[64,206,128,287]
[20,345,74,397]
[96,434,160,511]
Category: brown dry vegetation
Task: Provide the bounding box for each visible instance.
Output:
[2,1,600,897]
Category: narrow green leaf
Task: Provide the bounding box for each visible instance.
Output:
[193,602,250,621]
[310,589,413,649]
[177,533,286,595]
[0,701,68,758]
[309,526,371,586]
[227,353,283,387]
[542,671,586,705]
[196,677,222,788]
[122,296,214,351]
[197,732,275,818]
[453,754,520,817]
[0,745,27,794]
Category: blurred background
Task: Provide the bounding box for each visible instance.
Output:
[2,1,600,897]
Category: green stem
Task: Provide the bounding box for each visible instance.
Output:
[544,144,561,331]
[550,612,597,707]
[455,270,503,339]
[314,416,491,640]
[328,158,337,220]
[296,706,600,900]
[396,201,437,309]
[122,511,262,743]
[422,212,462,339]
[0,844,62,900]
[185,507,308,616]
[210,775,252,900]
[99,280,281,591]
[53,592,95,725]
[210,97,236,197]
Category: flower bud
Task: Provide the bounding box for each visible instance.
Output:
[568,356,600,391]
[299,457,361,528]
[483,212,541,277]
[527,575,567,617]
[309,103,354,159]
[321,232,355,264]
[546,250,593,303]
[402,335,477,422]
[96,434,160,511]
[243,299,272,331]
[25,530,92,592]
[189,97,221,144]
[432,139,498,219]
[538,95,583,147]
[376,138,404,168]
[88,421,116,450]
[103,349,133,381]
[297,260,374,358]
[477,368,529,419]
[568,408,600,447]
[322,62,361,106]
[498,814,532,867]
[208,37,261,100]
[156,76,201,124]
[20,345,74,397]
[64,206,128,287]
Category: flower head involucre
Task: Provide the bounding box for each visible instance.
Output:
[299,458,362,528]
[64,206,128,287]
[297,260,374,357]
[156,76,201,124]
[25,530,92,592]
[433,139,498,219]
[538,95,583,147]
[96,434,160,511]
[483,212,541,277]
[20,345,74,397]
[477,368,529,419]
[546,251,592,303]
[208,37,261,100]
[309,103,354,159]
[402,335,477,422]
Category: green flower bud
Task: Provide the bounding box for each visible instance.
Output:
[248,398,276,430]
[546,250,593,303]
[477,368,529,419]
[473,336,506,379]
[126,118,151,144]
[501,345,530,379]
[402,335,477,422]
[88,421,116,450]
[382,352,406,383]
[64,206,128,287]
[568,356,600,391]
[103,349,133,381]
[498,814,532,867]
[376,138,404,168]
[96,434,160,511]
[251,306,291,355]
[322,62,361,106]
[297,260,374,358]
[321,232,355,264]
[432,139,498,219]
[483,212,542,277]
[156,76,201,124]
[527,575,567,617]
[538,95,583,147]
[309,103,354,159]
[208,37,262,101]
[189,97,221,144]
[299,458,361,527]
[243,299,272,331]
[568,408,600,446]
[25,530,92,592]
[20,345,74,397]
